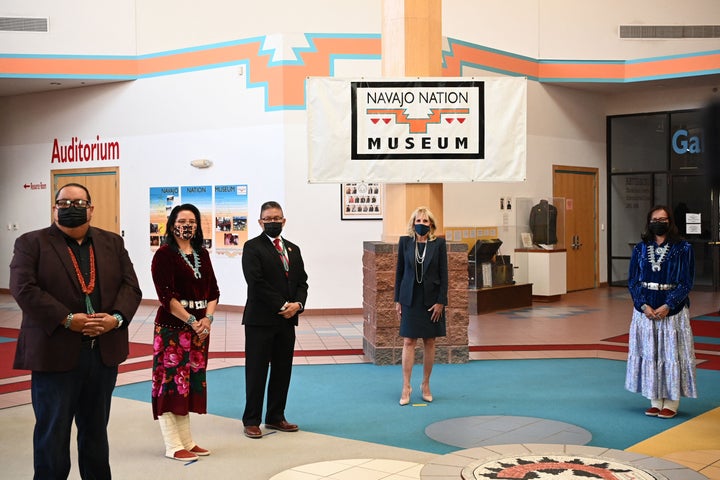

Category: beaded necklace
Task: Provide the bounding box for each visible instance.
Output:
[647,244,669,272]
[67,245,96,314]
[178,248,202,279]
[414,240,426,284]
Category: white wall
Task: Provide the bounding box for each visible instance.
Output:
[0,0,137,54]
[443,0,720,60]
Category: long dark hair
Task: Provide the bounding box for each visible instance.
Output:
[640,204,681,243]
[164,203,204,251]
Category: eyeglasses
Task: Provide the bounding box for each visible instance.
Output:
[260,216,284,223]
[55,199,91,209]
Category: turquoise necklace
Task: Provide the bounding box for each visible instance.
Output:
[178,248,202,279]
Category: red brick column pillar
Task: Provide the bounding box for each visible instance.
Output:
[362,240,468,365]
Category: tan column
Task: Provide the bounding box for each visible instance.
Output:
[381,0,443,243]
[363,0,468,366]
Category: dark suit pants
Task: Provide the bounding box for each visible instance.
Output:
[31,344,118,480]
[243,322,295,426]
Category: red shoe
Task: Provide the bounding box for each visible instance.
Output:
[169,449,198,461]
[189,445,210,456]
[644,407,661,416]
[658,408,677,419]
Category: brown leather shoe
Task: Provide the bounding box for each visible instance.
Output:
[265,420,299,432]
[243,425,263,438]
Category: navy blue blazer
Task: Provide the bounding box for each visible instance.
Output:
[394,235,448,307]
[241,234,308,327]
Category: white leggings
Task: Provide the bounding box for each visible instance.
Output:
[650,398,680,411]
[158,413,196,457]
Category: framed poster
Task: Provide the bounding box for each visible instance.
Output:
[341,182,383,220]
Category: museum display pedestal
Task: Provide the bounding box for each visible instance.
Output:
[514,248,567,301]
[468,283,533,314]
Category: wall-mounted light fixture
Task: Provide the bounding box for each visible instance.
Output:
[190,159,213,169]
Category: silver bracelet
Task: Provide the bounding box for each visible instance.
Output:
[64,313,73,329]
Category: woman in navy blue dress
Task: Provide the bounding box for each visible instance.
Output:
[394,206,447,405]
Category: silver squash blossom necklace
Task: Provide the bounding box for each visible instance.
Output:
[647,244,669,272]
[179,249,202,279]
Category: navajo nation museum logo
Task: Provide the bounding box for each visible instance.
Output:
[350,81,485,160]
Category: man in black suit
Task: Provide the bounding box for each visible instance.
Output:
[241,201,308,438]
[10,183,142,479]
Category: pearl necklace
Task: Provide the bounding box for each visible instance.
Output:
[647,244,669,272]
[178,248,202,279]
[415,240,426,284]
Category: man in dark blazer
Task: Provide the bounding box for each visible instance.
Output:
[9,183,142,479]
[241,201,308,439]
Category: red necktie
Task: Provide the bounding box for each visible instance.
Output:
[274,238,289,275]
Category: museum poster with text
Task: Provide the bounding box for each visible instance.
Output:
[180,185,213,250]
[149,186,180,249]
[215,184,248,256]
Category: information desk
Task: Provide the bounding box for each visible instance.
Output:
[468,283,533,314]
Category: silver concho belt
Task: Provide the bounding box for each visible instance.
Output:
[180,299,208,309]
[641,282,676,291]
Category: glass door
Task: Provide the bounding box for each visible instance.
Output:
[670,175,714,288]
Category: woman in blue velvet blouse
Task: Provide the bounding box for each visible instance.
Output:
[625,205,696,419]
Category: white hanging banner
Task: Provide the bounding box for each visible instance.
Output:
[307,76,526,183]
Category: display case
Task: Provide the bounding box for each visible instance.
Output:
[514,197,567,299]
[515,197,566,250]
[445,226,514,289]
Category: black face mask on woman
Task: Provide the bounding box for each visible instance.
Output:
[57,206,88,228]
[414,224,431,236]
[649,221,670,236]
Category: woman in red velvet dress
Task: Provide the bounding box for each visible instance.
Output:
[151,204,219,461]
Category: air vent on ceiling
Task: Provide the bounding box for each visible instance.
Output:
[0,16,49,33]
[619,25,720,39]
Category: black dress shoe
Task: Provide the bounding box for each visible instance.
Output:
[264,420,299,432]
[243,425,263,438]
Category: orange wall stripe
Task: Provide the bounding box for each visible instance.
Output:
[1,35,716,110]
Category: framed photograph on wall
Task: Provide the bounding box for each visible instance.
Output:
[341,182,383,220]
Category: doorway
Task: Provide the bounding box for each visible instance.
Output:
[553,165,598,291]
[51,167,120,234]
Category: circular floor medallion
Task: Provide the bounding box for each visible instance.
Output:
[463,454,667,479]
[425,416,592,448]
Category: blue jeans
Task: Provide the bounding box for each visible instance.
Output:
[31,345,118,479]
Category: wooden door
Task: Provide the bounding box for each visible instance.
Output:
[52,167,120,234]
[553,165,598,291]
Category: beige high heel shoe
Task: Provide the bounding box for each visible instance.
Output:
[399,387,412,406]
[421,383,433,403]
